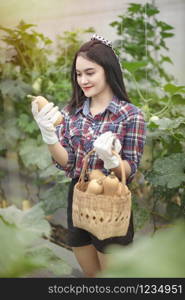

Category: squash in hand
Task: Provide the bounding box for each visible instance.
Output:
[28,95,63,126]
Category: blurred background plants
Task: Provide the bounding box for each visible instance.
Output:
[0,204,72,277]
[110,2,185,232]
[0,2,184,277]
[100,219,185,278]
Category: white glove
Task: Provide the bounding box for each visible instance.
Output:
[31,100,60,144]
[94,131,122,169]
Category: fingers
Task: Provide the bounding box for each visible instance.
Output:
[104,135,115,154]
[31,101,54,118]
[38,102,55,117]
[38,103,60,121]
[98,131,113,142]
[94,131,112,147]
[50,111,61,124]
[94,131,122,159]
[41,121,55,132]
[114,139,121,153]
[31,100,39,116]
[45,105,59,119]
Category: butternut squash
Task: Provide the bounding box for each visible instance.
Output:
[103,172,119,196]
[28,95,63,126]
[86,179,103,195]
[88,169,105,181]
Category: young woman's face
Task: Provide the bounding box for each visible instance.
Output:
[75,55,110,99]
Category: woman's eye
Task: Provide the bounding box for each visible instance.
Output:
[76,72,94,77]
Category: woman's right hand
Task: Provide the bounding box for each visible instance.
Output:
[31,99,61,144]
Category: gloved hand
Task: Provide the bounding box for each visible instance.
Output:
[31,99,61,144]
[94,131,122,169]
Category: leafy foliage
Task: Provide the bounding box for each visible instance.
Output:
[0,20,52,81]
[147,153,185,189]
[110,2,185,230]
[100,220,185,277]
[0,21,90,213]
[0,205,71,277]
[110,2,174,92]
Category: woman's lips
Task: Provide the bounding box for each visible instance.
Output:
[83,86,93,91]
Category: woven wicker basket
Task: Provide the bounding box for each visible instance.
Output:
[72,149,132,240]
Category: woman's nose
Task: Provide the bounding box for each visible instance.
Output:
[81,75,89,85]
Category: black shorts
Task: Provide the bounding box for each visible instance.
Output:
[67,178,134,253]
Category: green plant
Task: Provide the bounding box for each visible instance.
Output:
[110,3,185,231]
[110,2,174,101]
[0,21,95,218]
[0,20,52,81]
[100,220,185,278]
[0,205,71,277]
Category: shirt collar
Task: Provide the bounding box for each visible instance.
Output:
[74,96,121,116]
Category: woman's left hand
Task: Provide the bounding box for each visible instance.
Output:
[93,131,121,169]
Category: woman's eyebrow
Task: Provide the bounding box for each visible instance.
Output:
[76,67,95,72]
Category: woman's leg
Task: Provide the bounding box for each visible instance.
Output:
[97,251,110,271]
[72,244,101,277]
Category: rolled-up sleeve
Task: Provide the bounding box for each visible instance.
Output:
[53,112,76,175]
[122,111,146,184]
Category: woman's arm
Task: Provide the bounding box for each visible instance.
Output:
[111,160,131,181]
[48,142,69,167]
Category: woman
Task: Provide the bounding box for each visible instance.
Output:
[31,34,146,277]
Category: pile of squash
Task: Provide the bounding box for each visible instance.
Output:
[86,169,123,197]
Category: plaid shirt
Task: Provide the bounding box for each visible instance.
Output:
[55,96,146,184]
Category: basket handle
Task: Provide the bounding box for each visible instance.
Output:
[79,149,126,186]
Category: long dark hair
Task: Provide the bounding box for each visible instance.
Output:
[67,39,130,113]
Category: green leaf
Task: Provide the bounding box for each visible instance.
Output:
[0,79,32,99]
[39,164,62,179]
[0,26,14,35]
[128,3,142,13]
[149,153,185,188]
[28,246,72,277]
[17,114,37,134]
[157,21,174,31]
[171,104,185,118]
[172,94,185,105]
[161,32,174,38]
[39,183,68,215]
[123,60,148,73]
[163,84,185,95]
[0,220,44,277]
[0,205,51,238]
[17,21,36,31]
[160,55,173,64]
[144,3,160,16]
[151,117,185,131]
[0,206,71,277]
[19,139,52,170]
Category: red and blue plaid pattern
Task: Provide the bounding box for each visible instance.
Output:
[55,96,146,184]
